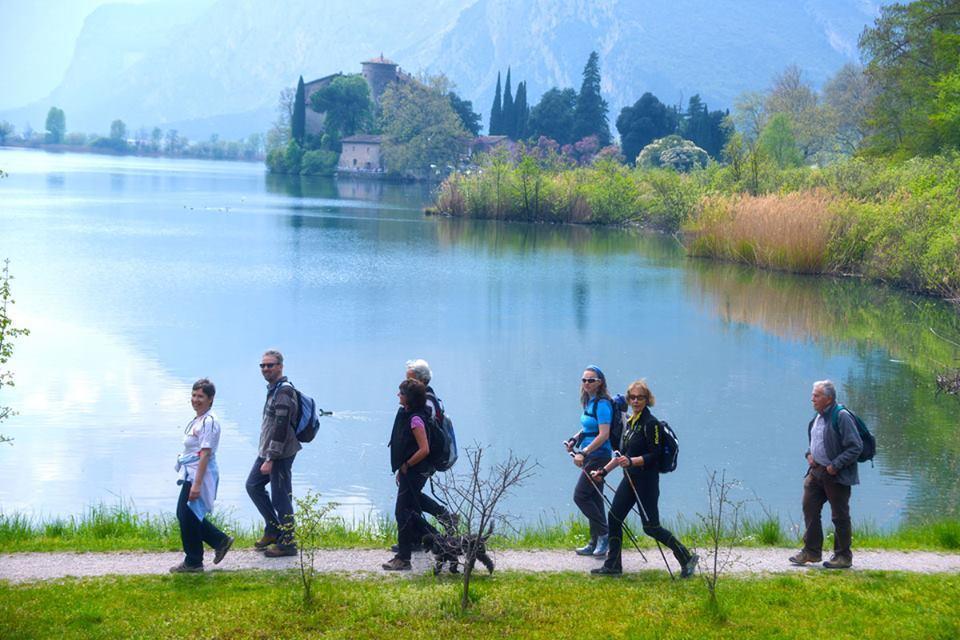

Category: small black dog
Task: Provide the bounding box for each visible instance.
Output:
[423,529,495,576]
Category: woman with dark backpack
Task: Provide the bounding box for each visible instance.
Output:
[590,379,698,577]
[564,365,614,557]
[383,378,439,571]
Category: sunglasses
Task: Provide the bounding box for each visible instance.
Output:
[259,362,279,369]
[581,377,601,384]
[628,394,647,401]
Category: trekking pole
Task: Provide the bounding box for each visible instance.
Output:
[614,450,675,580]
[568,450,648,562]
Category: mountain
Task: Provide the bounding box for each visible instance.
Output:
[2,0,884,140]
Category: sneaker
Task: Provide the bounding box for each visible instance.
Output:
[575,540,597,556]
[169,562,203,574]
[590,565,622,576]
[254,534,278,550]
[788,550,822,565]
[263,544,297,558]
[823,554,852,569]
[382,556,412,571]
[680,553,699,579]
[213,535,234,565]
[593,535,609,557]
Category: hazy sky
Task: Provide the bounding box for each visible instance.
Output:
[0,0,152,109]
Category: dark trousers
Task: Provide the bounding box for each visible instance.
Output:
[605,470,689,570]
[394,470,438,560]
[573,455,610,539]
[245,455,296,545]
[176,481,229,567]
[802,465,853,559]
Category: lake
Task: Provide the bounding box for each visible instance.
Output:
[1,147,958,532]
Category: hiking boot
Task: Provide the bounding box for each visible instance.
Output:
[263,544,297,558]
[391,542,424,553]
[575,539,597,556]
[590,564,622,576]
[213,535,234,565]
[254,534,277,550]
[593,535,610,557]
[788,550,822,565]
[169,561,203,574]
[823,554,852,569]
[681,553,699,579]
[382,556,412,571]
[439,512,461,535]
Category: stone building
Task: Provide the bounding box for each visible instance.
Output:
[337,134,384,173]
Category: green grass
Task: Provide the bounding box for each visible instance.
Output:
[3,503,960,553]
[1,570,958,639]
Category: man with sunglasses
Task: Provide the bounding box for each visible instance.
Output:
[245,349,301,557]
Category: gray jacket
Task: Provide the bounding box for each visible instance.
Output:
[258,377,302,460]
[805,403,863,486]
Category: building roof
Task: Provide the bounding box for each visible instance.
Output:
[304,72,342,87]
[475,135,509,144]
[341,134,382,144]
[363,54,396,66]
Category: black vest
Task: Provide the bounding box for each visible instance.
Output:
[388,407,430,473]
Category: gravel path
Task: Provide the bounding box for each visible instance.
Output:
[3,547,960,584]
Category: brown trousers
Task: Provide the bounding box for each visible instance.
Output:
[802,465,852,560]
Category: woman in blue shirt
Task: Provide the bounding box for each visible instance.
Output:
[564,365,614,557]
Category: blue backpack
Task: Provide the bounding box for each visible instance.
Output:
[277,381,321,443]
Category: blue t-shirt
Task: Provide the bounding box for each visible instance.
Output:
[580,397,614,458]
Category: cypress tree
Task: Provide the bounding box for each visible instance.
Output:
[502,68,514,138]
[573,52,610,145]
[514,81,529,140]
[292,75,306,144]
[489,72,503,135]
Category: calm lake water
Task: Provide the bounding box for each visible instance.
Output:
[1,147,958,531]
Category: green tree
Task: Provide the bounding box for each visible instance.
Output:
[1,259,30,443]
[110,119,127,142]
[822,63,876,155]
[758,113,803,168]
[528,87,578,145]
[616,92,678,164]
[311,74,373,149]
[0,121,13,145]
[514,81,529,140]
[502,68,514,138]
[764,65,826,161]
[931,58,960,149]
[489,72,502,135]
[44,107,65,144]
[859,0,960,155]
[379,75,469,178]
[292,76,306,145]
[573,51,610,146]
[448,91,482,136]
[266,87,296,155]
[150,127,162,152]
[680,95,730,159]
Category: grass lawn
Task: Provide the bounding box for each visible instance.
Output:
[1,570,958,639]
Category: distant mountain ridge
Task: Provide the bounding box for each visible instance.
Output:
[2,0,885,140]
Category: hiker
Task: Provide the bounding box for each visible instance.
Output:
[383,378,438,571]
[245,349,300,558]
[171,378,234,573]
[564,365,613,557]
[790,379,863,569]
[589,379,698,577]
[403,359,458,538]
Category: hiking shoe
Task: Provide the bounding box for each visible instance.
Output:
[681,553,699,579]
[263,544,297,558]
[254,534,278,550]
[591,565,622,576]
[788,550,822,565]
[593,535,610,557]
[575,540,597,556]
[169,562,203,574]
[213,535,234,565]
[390,542,424,553]
[823,554,852,569]
[382,556,412,571]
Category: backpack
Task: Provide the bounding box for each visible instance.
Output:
[830,404,876,464]
[426,393,458,472]
[277,381,321,443]
[585,395,626,451]
[656,421,680,473]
